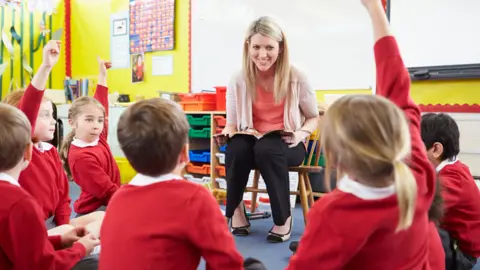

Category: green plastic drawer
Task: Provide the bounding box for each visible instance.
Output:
[189,127,211,138]
[187,115,211,126]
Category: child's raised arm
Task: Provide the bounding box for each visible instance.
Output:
[19,40,60,133]
[93,57,112,140]
[366,0,436,196]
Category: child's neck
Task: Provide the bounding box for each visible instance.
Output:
[1,166,22,181]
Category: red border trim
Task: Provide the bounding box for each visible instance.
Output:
[419,104,480,113]
[188,0,191,93]
[65,0,71,77]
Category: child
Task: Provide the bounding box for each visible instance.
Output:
[0,102,99,269]
[60,58,121,217]
[421,112,480,268]
[99,98,245,269]
[286,0,436,269]
[2,41,104,237]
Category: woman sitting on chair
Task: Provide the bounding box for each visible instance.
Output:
[222,16,318,243]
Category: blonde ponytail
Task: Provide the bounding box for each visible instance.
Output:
[60,131,75,180]
[393,160,417,232]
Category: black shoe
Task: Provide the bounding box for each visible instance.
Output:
[289,241,299,253]
[230,202,251,236]
[267,217,293,243]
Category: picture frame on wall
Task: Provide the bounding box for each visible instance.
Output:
[113,18,128,36]
[131,53,145,83]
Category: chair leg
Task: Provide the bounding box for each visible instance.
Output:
[298,173,309,225]
[304,174,315,206]
[250,170,260,213]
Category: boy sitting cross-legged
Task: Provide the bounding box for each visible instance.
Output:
[100,98,265,270]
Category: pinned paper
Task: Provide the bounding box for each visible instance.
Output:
[22,54,33,78]
[52,28,63,40]
[27,0,57,14]
[10,26,21,45]
[0,63,8,77]
[1,31,14,57]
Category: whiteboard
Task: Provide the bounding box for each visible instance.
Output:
[390,0,480,68]
[191,0,375,92]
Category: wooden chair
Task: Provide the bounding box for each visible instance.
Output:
[246,115,325,225]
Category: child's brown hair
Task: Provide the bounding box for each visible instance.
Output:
[2,89,52,144]
[117,98,190,176]
[0,103,32,171]
[59,96,105,179]
[322,95,417,231]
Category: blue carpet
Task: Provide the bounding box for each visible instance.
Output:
[69,182,304,269]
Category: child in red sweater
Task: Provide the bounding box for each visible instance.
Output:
[60,58,120,217]
[421,112,480,268]
[286,1,436,269]
[100,98,247,270]
[2,41,104,238]
[0,100,99,269]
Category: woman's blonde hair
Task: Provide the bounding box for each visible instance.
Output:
[59,96,105,179]
[322,95,417,231]
[242,16,291,103]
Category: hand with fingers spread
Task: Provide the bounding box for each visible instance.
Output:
[60,226,87,248]
[42,40,61,69]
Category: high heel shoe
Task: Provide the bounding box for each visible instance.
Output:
[267,216,293,243]
[230,202,251,236]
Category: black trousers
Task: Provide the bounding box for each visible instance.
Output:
[225,134,305,225]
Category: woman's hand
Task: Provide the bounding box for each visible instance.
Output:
[41,40,61,69]
[282,130,310,148]
[215,126,236,147]
[361,0,383,9]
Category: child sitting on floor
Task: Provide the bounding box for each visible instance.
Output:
[421,112,480,269]
[99,98,265,270]
[60,57,121,217]
[0,102,99,269]
[2,41,104,238]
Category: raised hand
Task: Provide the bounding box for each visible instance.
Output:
[42,40,61,69]
[361,0,384,9]
[97,56,112,77]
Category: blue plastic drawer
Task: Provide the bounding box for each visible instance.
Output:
[189,150,211,163]
[219,145,227,153]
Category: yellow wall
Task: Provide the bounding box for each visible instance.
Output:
[71,0,189,98]
[315,80,480,105]
[0,3,65,99]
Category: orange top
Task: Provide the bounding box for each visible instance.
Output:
[252,87,285,133]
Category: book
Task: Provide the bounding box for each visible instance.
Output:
[214,129,294,147]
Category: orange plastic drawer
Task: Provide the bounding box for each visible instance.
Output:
[178,93,216,103]
[186,163,211,175]
[180,102,216,111]
[214,116,226,127]
[215,165,226,177]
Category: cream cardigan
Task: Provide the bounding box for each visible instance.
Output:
[226,67,318,132]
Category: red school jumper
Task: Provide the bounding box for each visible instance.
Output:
[100,174,244,270]
[286,36,437,270]
[68,85,120,214]
[17,84,71,225]
[438,159,480,257]
[0,175,85,270]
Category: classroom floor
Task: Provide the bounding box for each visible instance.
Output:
[69,182,302,269]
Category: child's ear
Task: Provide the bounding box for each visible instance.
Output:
[21,142,33,170]
[431,142,444,160]
[179,144,190,165]
[68,119,75,128]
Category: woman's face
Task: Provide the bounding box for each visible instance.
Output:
[248,33,280,72]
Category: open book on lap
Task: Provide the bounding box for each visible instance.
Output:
[213,129,294,147]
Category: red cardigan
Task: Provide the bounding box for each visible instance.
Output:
[286,36,436,269]
[0,181,85,270]
[439,160,480,257]
[69,85,120,214]
[17,85,71,225]
[100,178,244,270]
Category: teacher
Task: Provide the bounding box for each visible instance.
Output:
[222,16,319,243]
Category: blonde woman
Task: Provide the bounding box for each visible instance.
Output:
[222,16,319,243]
